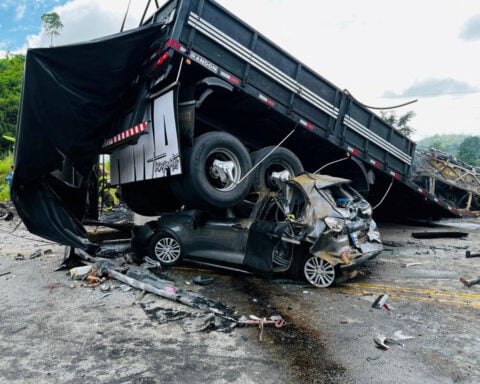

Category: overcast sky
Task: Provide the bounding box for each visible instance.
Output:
[1,0,479,141]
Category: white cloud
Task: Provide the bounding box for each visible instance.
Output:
[15,3,26,20]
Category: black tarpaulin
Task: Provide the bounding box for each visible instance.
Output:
[12,23,166,251]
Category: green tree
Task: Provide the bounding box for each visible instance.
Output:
[380,110,416,138]
[457,136,480,166]
[0,55,25,155]
[41,12,64,47]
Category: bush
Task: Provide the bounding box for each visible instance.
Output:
[0,152,14,201]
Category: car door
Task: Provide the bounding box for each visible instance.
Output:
[186,217,251,265]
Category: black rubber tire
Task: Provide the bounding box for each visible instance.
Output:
[121,179,182,216]
[172,131,252,208]
[148,230,183,266]
[250,146,304,192]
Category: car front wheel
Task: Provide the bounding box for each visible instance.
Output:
[303,256,336,288]
[148,231,183,266]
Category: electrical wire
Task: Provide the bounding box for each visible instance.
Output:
[372,178,395,210]
[120,0,132,32]
[314,155,350,174]
[344,89,418,110]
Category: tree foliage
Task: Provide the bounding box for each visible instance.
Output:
[456,136,480,166]
[41,12,64,47]
[379,110,416,138]
[418,134,470,155]
[0,55,24,155]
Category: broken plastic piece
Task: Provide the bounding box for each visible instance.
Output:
[193,276,214,286]
[411,231,468,239]
[460,277,480,287]
[372,294,390,309]
[69,265,93,280]
[374,336,389,350]
[29,249,42,259]
[466,251,480,258]
[401,262,422,268]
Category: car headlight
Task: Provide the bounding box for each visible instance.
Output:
[324,217,345,232]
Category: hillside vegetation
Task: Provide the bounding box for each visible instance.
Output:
[0,55,24,155]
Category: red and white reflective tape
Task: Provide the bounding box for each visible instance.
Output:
[103,122,148,148]
[417,187,428,196]
[219,70,240,85]
[347,146,361,156]
[164,39,186,52]
[369,158,382,168]
[259,94,275,107]
[299,119,314,131]
[389,171,400,179]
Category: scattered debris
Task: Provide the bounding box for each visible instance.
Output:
[14,253,25,261]
[374,332,413,350]
[466,251,480,258]
[373,336,390,350]
[401,262,422,268]
[460,277,480,287]
[382,240,404,247]
[192,276,214,286]
[0,271,11,277]
[411,231,468,239]
[69,265,94,280]
[29,249,42,259]
[99,292,112,300]
[100,283,111,291]
[237,315,286,342]
[372,294,390,310]
[0,211,13,221]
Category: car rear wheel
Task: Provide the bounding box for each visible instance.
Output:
[148,231,183,266]
[303,256,336,287]
[250,146,304,192]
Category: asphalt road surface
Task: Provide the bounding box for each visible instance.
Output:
[1,211,479,384]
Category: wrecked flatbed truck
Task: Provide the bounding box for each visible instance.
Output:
[13,0,457,253]
[413,147,480,212]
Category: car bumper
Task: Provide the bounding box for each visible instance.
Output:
[340,242,383,270]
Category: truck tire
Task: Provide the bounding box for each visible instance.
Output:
[250,146,304,192]
[172,131,253,208]
[121,179,182,216]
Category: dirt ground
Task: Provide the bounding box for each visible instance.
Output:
[1,207,480,384]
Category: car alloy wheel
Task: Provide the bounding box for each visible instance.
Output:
[303,256,336,287]
[148,231,183,266]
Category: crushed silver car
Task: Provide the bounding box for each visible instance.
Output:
[133,172,383,287]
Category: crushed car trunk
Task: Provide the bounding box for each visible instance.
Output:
[12,23,166,251]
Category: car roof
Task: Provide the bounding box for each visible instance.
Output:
[288,173,351,191]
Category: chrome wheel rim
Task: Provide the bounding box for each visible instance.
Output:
[304,257,335,287]
[154,237,181,264]
[207,148,242,192]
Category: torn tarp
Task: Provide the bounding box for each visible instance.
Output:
[12,23,166,250]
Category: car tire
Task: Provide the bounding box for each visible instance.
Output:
[303,255,336,288]
[148,230,183,266]
[250,146,304,192]
[121,179,182,216]
[172,131,252,208]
